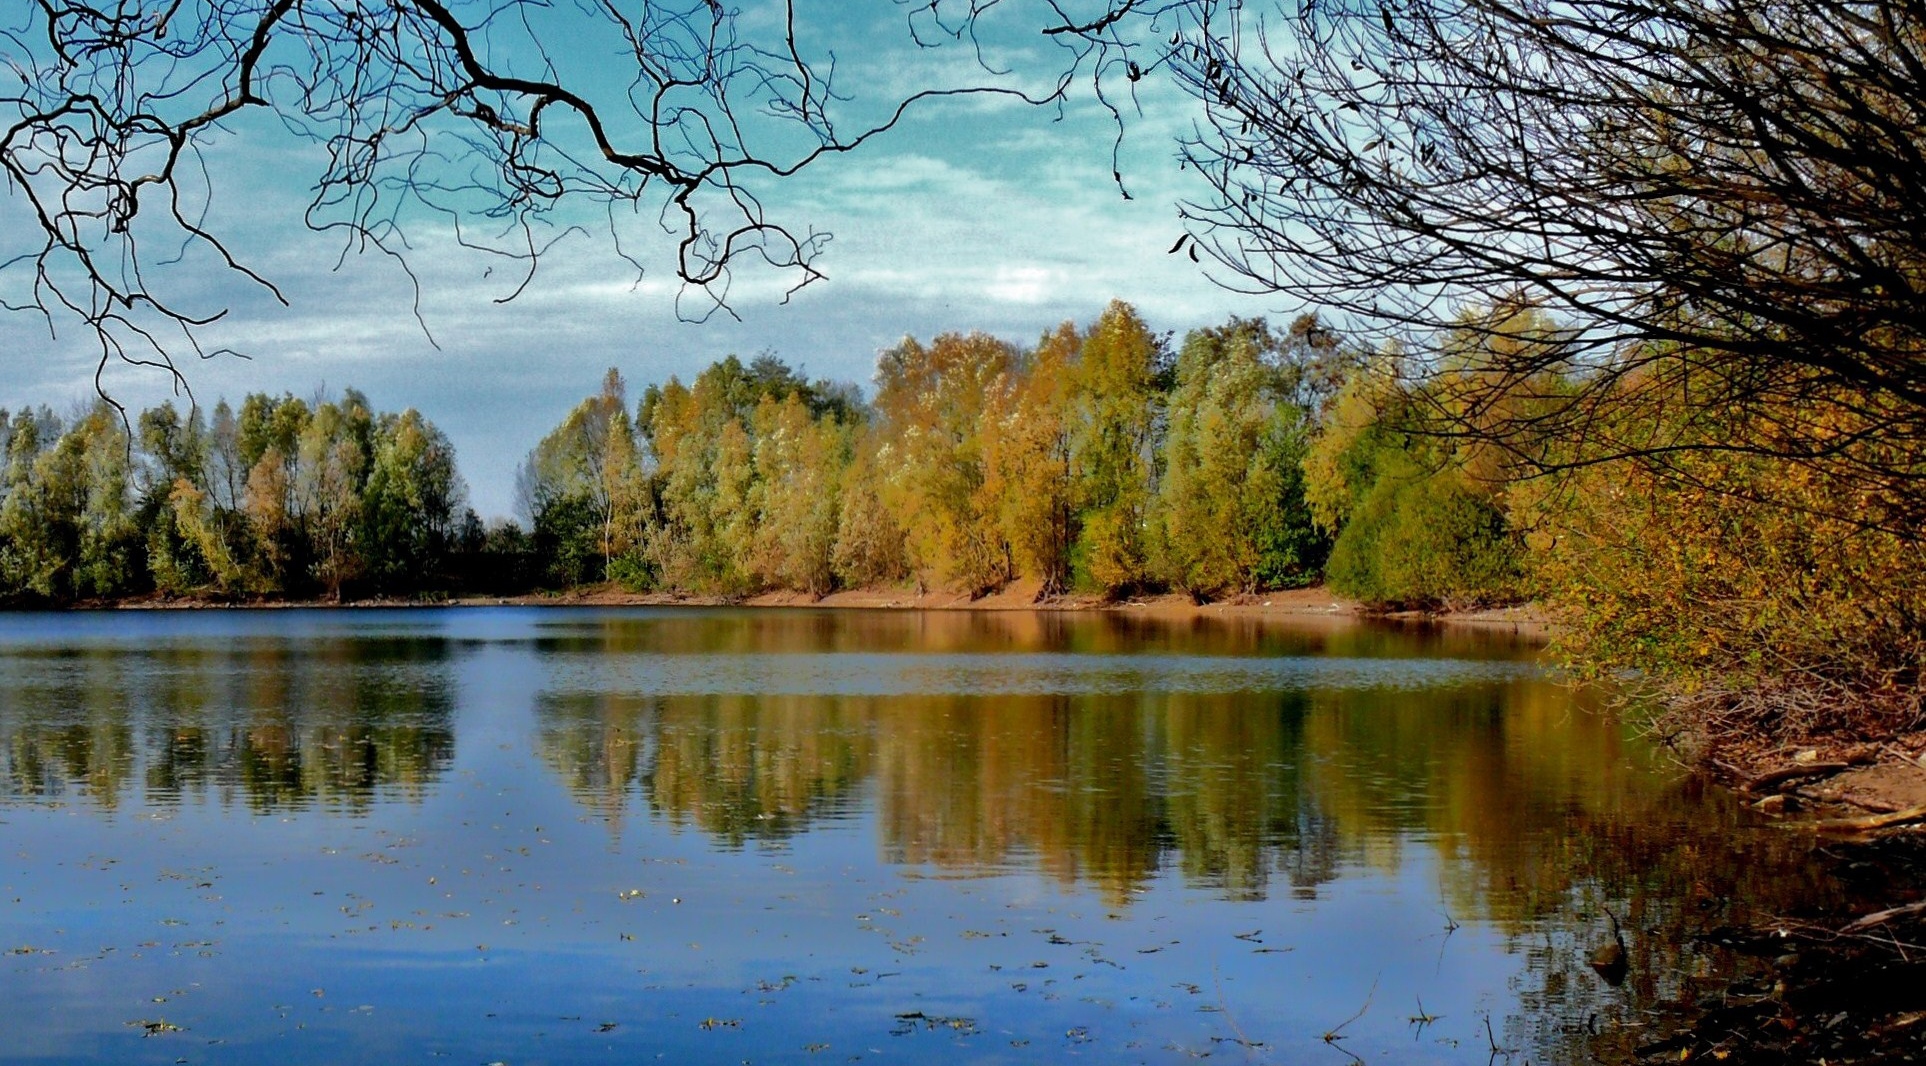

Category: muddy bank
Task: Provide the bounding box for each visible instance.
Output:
[1595,834,1926,1066]
[1712,735,1926,819]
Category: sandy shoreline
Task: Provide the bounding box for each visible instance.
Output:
[102,581,1552,635]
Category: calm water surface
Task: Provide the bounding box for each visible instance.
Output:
[0,608,1834,1064]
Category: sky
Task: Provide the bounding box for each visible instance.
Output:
[2,2,1288,520]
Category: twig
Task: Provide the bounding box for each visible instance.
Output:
[1409,996,1441,1033]
[1323,975,1379,1044]
[1842,899,1926,933]
[1482,1012,1518,1064]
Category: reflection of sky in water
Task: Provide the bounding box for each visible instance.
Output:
[0,607,1829,1065]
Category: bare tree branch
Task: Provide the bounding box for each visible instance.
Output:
[1,0,1186,401]
[1163,0,1926,530]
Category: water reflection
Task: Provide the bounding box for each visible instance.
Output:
[0,636,454,810]
[526,605,1544,661]
[528,643,1838,1062]
[0,608,1853,1066]
[532,680,1711,910]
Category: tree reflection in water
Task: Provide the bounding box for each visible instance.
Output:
[0,608,1855,1064]
[530,613,1838,1063]
[0,637,454,811]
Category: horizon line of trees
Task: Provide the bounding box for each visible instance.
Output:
[0,388,476,604]
[517,301,1351,603]
[0,299,1565,612]
[1,300,1431,608]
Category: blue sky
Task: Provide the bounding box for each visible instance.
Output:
[3,3,1287,519]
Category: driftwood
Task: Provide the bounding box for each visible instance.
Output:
[1842,899,1926,934]
[1743,761,1853,792]
[1812,803,1926,834]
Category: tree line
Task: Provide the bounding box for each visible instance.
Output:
[517,294,1923,747]
[0,390,473,603]
[518,301,1345,602]
[5,296,1917,753]
[511,300,1545,614]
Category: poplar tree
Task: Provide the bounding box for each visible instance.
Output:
[871,332,1018,594]
[1069,301,1162,595]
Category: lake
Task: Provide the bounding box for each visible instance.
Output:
[0,607,1836,1064]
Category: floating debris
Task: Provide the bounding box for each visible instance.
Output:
[891,1011,979,1037]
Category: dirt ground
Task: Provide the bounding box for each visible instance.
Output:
[1809,759,1926,813]
[464,581,1554,634]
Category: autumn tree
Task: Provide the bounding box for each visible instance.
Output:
[871,332,1019,594]
[980,323,1082,595]
[1171,0,1926,533]
[831,438,910,589]
[1069,301,1164,595]
[238,393,312,590]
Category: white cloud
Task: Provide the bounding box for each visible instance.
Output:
[984,265,1057,305]
[2,10,1293,520]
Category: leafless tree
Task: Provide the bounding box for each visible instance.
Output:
[1,0,1190,403]
[1166,0,1926,528]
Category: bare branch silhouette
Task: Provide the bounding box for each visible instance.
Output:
[1165,0,1926,528]
[0,0,1189,396]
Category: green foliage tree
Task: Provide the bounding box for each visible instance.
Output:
[0,387,468,604]
[296,396,374,601]
[642,369,751,593]
[138,403,211,596]
[630,355,862,596]
[1155,318,1328,599]
[0,409,60,599]
[520,369,635,586]
[1305,360,1525,608]
[747,396,849,596]
[1069,301,1163,595]
[361,410,467,593]
[0,404,143,601]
